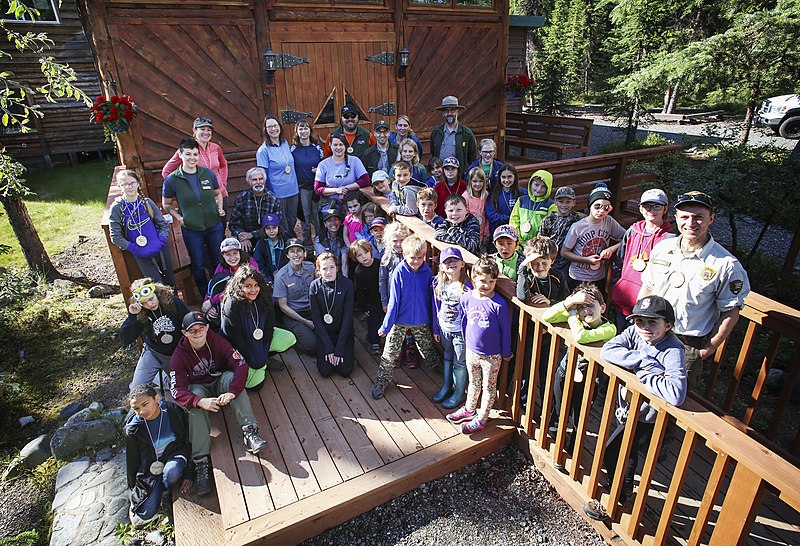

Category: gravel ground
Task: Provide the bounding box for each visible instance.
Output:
[303,445,605,546]
[0,475,52,539]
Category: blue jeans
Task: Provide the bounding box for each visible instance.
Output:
[181,222,224,295]
[135,457,185,520]
[440,330,466,371]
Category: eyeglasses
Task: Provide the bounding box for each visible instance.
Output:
[592,203,612,211]
[480,150,494,155]
[342,114,358,120]
[641,203,664,212]
[265,124,280,130]
[120,180,138,187]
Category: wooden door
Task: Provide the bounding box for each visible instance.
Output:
[272,38,398,138]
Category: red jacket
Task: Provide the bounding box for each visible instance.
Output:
[433,178,467,217]
[169,329,248,408]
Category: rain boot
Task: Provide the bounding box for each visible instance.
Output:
[432,358,454,403]
[443,367,468,409]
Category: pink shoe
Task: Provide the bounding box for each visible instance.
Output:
[447,407,476,424]
[461,417,487,434]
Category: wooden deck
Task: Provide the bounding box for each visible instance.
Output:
[173,319,516,546]
[526,388,800,546]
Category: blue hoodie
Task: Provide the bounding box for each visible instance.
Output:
[380,260,434,334]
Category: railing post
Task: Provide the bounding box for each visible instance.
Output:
[708,463,767,546]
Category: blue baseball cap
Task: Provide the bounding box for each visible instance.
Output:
[439,246,463,262]
[261,213,280,228]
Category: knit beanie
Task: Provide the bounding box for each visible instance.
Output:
[588,183,612,207]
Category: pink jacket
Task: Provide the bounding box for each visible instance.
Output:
[162,141,229,196]
[611,220,674,316]
[462,191,489,240]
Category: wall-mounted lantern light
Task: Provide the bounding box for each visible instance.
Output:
[398,47,410,79]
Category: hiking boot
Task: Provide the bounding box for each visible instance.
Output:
[446,406,477,424]
[268,357,285,372]
[461,416,486,434]
[371,377,390,399]
[242,424,268,454]
[583,499,609,521]
[194,456,212,496]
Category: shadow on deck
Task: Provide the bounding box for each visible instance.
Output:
[172,319,515,546]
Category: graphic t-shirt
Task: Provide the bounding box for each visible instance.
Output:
[563,215,626,282]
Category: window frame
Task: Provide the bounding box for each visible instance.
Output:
[407,0,495,11]
[1,0,60,24]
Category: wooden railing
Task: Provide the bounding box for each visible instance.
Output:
[371,192,800,545]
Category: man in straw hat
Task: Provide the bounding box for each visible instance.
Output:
[430,96,477,169]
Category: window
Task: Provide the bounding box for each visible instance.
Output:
[1,0,59,23]
[411,0,493,6]
[0,88,37,135]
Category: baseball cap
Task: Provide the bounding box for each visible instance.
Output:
[182,311,208,330]
[285,238,305,252]
[371,170,391,184]
[675,191,713,211]
[220,237,242,252]
[369,217,387,229]
[554,186,576,200]
[374,120,390,131]
[439,246,463,262]
[493,224,518,242]
[193,117,213,129]
[321,208,343,222]
[261,213,280,228]
[341,105,358,117]
[626,295,676,324]
[442,157,460,169]
[640,188,668,205]
[588,183,612,206]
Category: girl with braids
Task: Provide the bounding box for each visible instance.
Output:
[109,169,175,287]
[119,278,190,394]
[220,265,296,390]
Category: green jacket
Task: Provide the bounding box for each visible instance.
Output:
[429,123,478,169]
[509,169,558,245]
[168,166,220,232]
[542,302,617,344]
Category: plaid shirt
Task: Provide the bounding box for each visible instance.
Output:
[229,189,283,239]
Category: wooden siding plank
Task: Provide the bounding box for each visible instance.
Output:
[223,409,275,519]
[209,411,249,527]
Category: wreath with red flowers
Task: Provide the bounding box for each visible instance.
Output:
[89,94,138,139]
[504,74,534,97]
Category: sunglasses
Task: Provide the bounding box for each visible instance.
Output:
[592,203,612,211]
[342,113,358,119]
[132,283,156,302]
[641,203,664,212]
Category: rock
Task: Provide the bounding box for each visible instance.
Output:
[55,457,91,488]
[1,457,24,481]
[145,530,165,545]
[95,447,114,462]
[74,520,103,544]
[765,368,787,393]
[89,401,104,412]
[18,415,34,427]
[88,285,115,298]
[103,408,128,425]
[51,420,117,460]
[66,407,102,427]
[20,434,51,468]
[50,512,82,546]
[51,479,81,511]
[59,402,85,419]
[52,279,76,291]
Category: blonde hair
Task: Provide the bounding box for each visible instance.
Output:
[434,255,468,300]
[466,167,488,199]
[396,115,415,138]
[480,138,497,153]
[381,222,411,266]
[524,236,558,262]
[401,234,426,256]
[399,138,421,168]
[315,252,338,276]
[417,187,437,204]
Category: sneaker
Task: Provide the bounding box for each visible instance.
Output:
[446,407,477,424]
[582,499,609,521]
[405,348,418,369]
[461,416,486,434]
[242,424,268,454]
[371,377,390,399]
[194,456,212,496]
[128,507,158,530]
[268,357,285,372]
[370,343,381,355]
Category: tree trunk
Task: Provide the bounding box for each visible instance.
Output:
[0,195,60,281]
[746,215,773,265]
[665,80,680,114]
[625,97,639,145]
[739,100,756,146]
[728,211,738,253]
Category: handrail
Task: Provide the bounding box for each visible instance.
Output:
[369,191,800,545]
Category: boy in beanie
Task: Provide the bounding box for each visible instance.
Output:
[509,169,558,245]
[561,183,625,293]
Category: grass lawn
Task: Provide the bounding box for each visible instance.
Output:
[0,160,118,269]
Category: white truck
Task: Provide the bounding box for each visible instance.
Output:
[757,94,800,139]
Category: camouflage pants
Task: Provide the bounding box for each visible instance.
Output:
[377,324,440,381]
[465,350,502,423]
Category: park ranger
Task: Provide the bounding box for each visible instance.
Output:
[638,191,750,390]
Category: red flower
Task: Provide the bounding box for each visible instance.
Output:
[95,113,104,122]
[96,95,105,104]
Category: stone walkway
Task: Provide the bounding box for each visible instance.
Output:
[49,450,129,546]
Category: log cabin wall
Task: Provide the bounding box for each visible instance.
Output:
[0,0,111,171]
[78,0,509,205]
